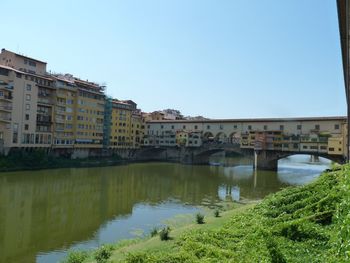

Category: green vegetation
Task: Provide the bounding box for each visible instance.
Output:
[150,227,158,237]
[159,226,171,241]
[0,149,124,171]
[94,245,114,263]
[214,209,220,218]
[63,250,89,263]
[62,164,350,262]
[195,213,205,224]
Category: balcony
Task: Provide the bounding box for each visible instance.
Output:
[38,97,54,105]
[37,115,52,123]
[0,95,12,101]
[0,114,11,123]
[55,118,65,123]
[0,104,12,112]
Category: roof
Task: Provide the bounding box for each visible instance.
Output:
[147,116,347,124]
[1,48,47,64]
[0,64,53,81]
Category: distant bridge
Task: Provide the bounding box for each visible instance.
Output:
[134,142,346,170]
[140,116,347,170]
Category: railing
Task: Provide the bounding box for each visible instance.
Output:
[0,95,12,100]
[38,97,54,105]
[0,105,12,111]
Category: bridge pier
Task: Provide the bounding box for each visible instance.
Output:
[254,150,278,171]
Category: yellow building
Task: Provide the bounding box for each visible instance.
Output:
[74,78,105,149]
[110,100,134,149]
[131,110,145,148]
[52,75,77,148]
[328,137,345,155]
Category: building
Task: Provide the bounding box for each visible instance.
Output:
[74,78,105,150]
[131,110,145,148]
[0,49,54,154]
[0,49,109,157]
[52,74,77,149]
[109,100,134,149]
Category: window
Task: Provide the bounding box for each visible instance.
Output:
[26,84,31,91]
[264,125,268,130]
[248,125,252,130]
[297,125,302,130]
[315,124,320,130]
[280,125,284,131]
[234,125,237,129]
[26,94,31,101]
[194,125,198,130]
[25,114,29,120]
[219,124,223,130]
[29,60,36,67]
[161,125,164,129]
[171,125,174,129]
[24,124,29,130]
[25,104,30,110]
[335,124,340,130]
[183,125,186,129]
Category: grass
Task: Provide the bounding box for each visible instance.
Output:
[63,164,350,262]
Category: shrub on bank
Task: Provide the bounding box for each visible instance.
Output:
[159,226,171,241]
[214,209,220,217]
[150,227,158,237]
[195,213,204,224]
[64,250,88,263]
[94,244,113,263]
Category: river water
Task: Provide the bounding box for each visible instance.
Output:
[0,155,330,263]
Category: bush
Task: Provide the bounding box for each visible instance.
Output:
[150,227,158,237]
[196,213,205,224]
[214,209,220,217]
[94,245,113,263]
[64,250,88,263]
[159,226,171,241]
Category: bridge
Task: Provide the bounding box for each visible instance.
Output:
[139,116,348,170]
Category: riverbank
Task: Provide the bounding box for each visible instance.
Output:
[63,164,350,263]
[0,150,127,172]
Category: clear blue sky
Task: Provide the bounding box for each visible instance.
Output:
[1,0,346,118]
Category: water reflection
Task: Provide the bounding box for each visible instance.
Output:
[0,157,330,263]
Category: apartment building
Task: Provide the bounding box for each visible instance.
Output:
[0,49,108,157]
[74,78,105,148]
[109,100,133,148]
[131,110,145,148]
[52,74,77,148]
[0,49,56,153]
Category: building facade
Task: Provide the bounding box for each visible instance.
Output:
[145,117,348,157]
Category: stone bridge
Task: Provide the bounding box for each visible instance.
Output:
[134,143,346,170]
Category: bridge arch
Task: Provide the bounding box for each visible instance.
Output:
[203,132,214,142]
[229,132,241,144]
[215,132,227,143]
[276,152,344,164]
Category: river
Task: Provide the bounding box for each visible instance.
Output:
[0,155,330,263]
